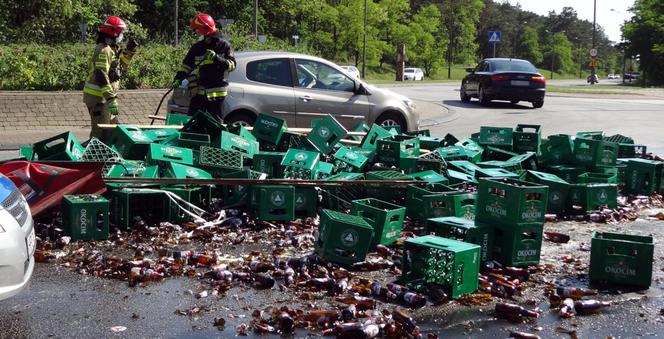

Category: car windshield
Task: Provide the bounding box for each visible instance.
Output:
[405,69,415,73]
[491,60,538,73]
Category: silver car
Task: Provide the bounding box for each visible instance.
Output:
[0,173,35,300]
[168,51,419,132]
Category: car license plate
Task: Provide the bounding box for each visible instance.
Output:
[26,227,36,257]
[511,80,529,86]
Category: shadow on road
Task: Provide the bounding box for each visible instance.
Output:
[443,99,534,111]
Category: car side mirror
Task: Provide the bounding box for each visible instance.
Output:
[354,82,370,95]
[465,67,475,73]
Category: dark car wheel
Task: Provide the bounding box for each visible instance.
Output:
[478,86,490,105]
[224,110,257,127]
[375,111,406,132]
[532,99,544,108]
[460,85,471,102]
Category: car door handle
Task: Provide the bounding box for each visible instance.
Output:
[299,95,312,102]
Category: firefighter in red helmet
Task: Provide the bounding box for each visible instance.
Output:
[83,16,139,142]
[173,13,235,121]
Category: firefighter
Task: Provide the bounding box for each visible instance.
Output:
[172,13,235,121]
[83,16,138,142]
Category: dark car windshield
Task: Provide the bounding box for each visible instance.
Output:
[491,60,538,73]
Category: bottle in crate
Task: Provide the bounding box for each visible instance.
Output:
[589,231,654,288]
[62,194,109,240]
[426,217,493,264]
[315,209,375,265]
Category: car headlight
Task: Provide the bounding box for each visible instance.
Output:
[403,99,416,110]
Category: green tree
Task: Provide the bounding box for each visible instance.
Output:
[407,4,447,76]
[517,26,542,64]
[544,32,573,76]
[623,0,664,85]
[437,0,484,77]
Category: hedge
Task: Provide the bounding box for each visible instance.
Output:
[0,43,188,90]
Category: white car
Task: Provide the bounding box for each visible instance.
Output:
[340,65,361,79]
[0,173,35,300]
[607,74,615,79]
[404,67,424,81]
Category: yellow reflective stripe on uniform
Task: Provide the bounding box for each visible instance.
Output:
[179,64,193,73]
[83,86,103,97]
[227,60,235,72]
[120,53,132,65]
[95,53,108,70]
[206,92,227,99]
[197,89,206,95]
[198,59,214,66]
[100,85,113,94]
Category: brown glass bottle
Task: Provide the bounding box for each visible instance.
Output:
[495,302,539,318]
[574,300,611,315]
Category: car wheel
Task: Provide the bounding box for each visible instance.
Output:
[510,100,519,104]
[478,86,490,105]
[375,111,406,132]
[532,99,544,108]
[460,85,471,103]
[224,110,257,127]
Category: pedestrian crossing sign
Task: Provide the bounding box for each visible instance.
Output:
[488,31,501,44]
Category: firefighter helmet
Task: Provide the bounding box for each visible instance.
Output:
[191,13,216,36]
[99,16,127,37]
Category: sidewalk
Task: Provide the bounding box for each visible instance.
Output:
[0,89,450,150]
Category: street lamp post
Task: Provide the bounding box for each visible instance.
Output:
[362,0,367,79]
[590,0,597,79]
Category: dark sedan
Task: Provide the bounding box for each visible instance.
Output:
[460,58,546,108]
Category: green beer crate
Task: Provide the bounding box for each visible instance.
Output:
[334,146,368,171]
[109,125,152,159]
[481,146,519,162]
[276,132,308,151]
[410,170,449,184]
[426,217,492,263]
[165,113,191,125]
[307,115,348,154]
[449,160,482,176]
[252,152,285,178]
[351,198,406,247]
[447,169,478,185]
[106,161,159,187]
[377,136,420,165]
[475,178,549,226]
[163,162,212,179]
[405,183,459,221]
[33,132,85,161]
[315,161,335,180]
[163,186,212,223]
[282,149,320,179]
[455,138,484,163]
[315,209,375,265]
[491,223,543,267]
[624,159,662,194]
[250,185,295,221]
[574,138,618,168]
[526,170,570,215]
[177,132,210,150]
[321,172,365,210]
[477,160,522,173]
[618,144,647,159]
[589,231,654,288]
[418,136,444,151]
[399,156,445,174]
[294,188,318,218]
[107,188,169,230]
[361,124,393,150]
[577,172,618,184]
[474,167,520,180]
[218,169,267,207]
[507,152,538,171]
[62,194,109,241]
[19,145,35,160]
[366,170,413,203]
[479,126,513,148]
[568,183,618,213]
[218,131,259,159]
[433,146,471,162]
[349,121,370,141]
[146,144,194,166]
[199,146,245,173]
[577,131,604,140]
[252,113,288,145]
[402,235,480,299]
[350,147,376,163]
[541,134,574,166]
[143,129,180,145]
[512,124,541,153]
[181,110,224,139]
[547,164,586,184]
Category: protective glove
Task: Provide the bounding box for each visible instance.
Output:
[171,77,182,89]
[108,97,119,115]
[126,38,139,53]
[203,49,217,61]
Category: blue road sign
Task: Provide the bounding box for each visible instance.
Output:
[488,31,501,44]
